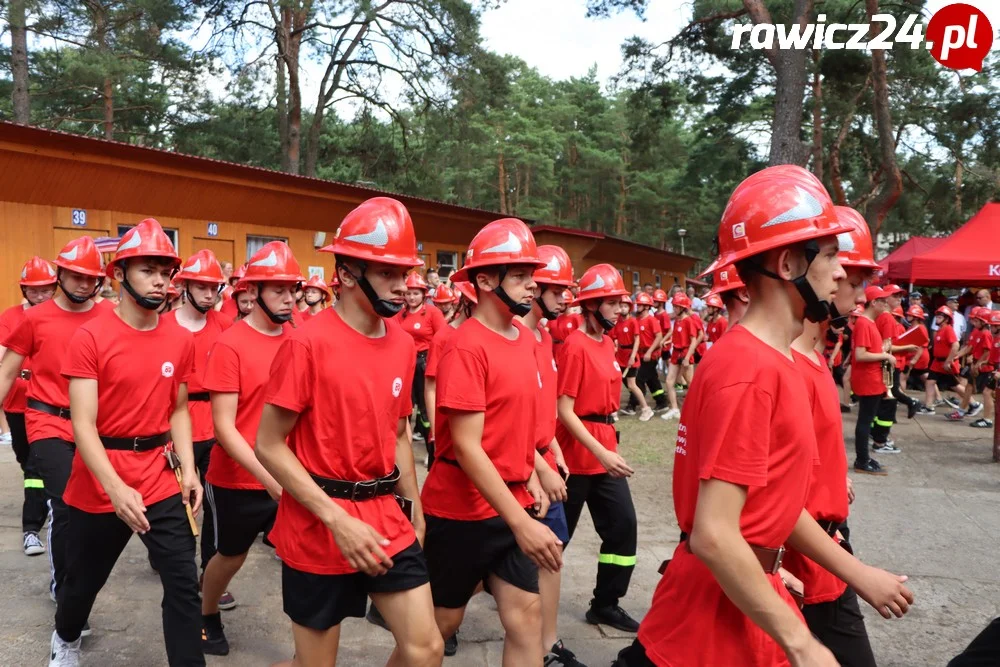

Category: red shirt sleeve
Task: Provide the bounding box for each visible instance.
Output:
[398,353,415,419]
[556,341,584,400]
[649,318,662,336]
[437,348,486,412]
[697,382,772,487]
[62,328,100,380]
[265,338,314,413]
[4,316,34,356]
[203,341,240,393]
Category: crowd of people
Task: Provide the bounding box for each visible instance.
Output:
[0,167,995,667]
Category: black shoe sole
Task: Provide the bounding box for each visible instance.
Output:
[853,467,888,476]
[444,635,458,657]
[202,641,229,656]
[585,609,639,633]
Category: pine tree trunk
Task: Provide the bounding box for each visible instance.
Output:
[811,49,823,181]
[9,0,30,124]
[277,54,290,172]
[864,0,902,237]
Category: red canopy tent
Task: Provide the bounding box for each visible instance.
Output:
[878,236,946,284]
[909,203,1000,286]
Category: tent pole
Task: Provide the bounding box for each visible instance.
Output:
[994,415,1000,463]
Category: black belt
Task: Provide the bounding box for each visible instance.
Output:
[19,369,32,380]
[27,398,70,420]
[437,457,529,486]
[416,350,429,360]
[100,432,171,452]
[310,466,400,501]
[188,392,210,402]
[817,520,840,537]
[579,413,615,425]
[537,445,550,456]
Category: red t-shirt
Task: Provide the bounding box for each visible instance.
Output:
[4,299,104,442]
[550,313,583,344]
[424,324,457,380]
[0,304,30,413]
[639,326,814,667]
[930,324,958,374]
[636,313,662,359]
[162,310,229,442]
[534,326,559,471]
[397,304,447,353]
[203,321,289,489]
[876,312,907,370]
[914,325,930,370]
[990,331,1000,367]
[670,316,699,363]
[706,316,728,344]
[94,299,116,312]
[265,309,416,575]
[219,297,238,321]
[655,311,672,341]
[61,312,195,513]
[611,317,639,369]
[690,313,708,356]
[555,330,622,475]
[972,328,994,371]
[421,318,536,521]
[851,316,886,396]
[781,350,849,605]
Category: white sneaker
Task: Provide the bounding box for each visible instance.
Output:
[638,407,654,422]
[23,532,45,556]
[660,408,680,421]
[49,630,81,666]
[0,431,11,445]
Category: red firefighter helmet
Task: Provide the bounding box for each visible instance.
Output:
[450,218,544,283]
[971,306,989,323]
[907,305,925,319]
[990,310,1000,327]
[936,305,953,321]
[622,294,633,305]
[573,264,628,303]
[176,249,225,285]
[20,257,58,286]
[892,306,905,318]
[533,245,575,287]
[652,289,668,303]
[54,236,105,277]
[672,292,692,309]
[405,272,429,291]
[705,264,746,298]
[834,207,880,270]
[432,285,457,304]
[232,263,247,281]
[240,241,303,284]
[106,219,180,278]
[321,197,422,267]
[704,169,848,276]
[453,280,478,305]
[635,292,654,307]
[705,294,724,309]
[304,274,331,298]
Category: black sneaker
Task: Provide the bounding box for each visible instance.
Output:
[917,405,936,415]
[618,406,636,416]
[444,632,458,656]
[585,604,640,633]
[840,403,852,414]
[201,613,229,656]
[907,401,920,419]
[853,459,888,476]
[971,418,994,428]
[366,603,389,630]
[545,639,586,666]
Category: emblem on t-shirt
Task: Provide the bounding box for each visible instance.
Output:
[161,361,175,378]
[613,361,622,372]
[551,359,557,372]
[392,377,403,397]
[623,327,629,333]
[414,322,421,330]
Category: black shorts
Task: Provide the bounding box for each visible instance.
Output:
[693,351,703,364]
[206,484,278,557]
[624,367,638,379]
[282,541,428,631]
[975,371,994,393]
[929,370,960,390]
[423,514,539,609]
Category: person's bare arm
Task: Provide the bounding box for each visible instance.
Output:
[393,416,425,544]
[256,403,393,575]
[854,348,894,363]
[0,349,26,403]
[424,376,437,441]
[689,479,835,665]
[645,332,664,361]
[170,383,202,517]
[557,395,632,477]
[684,335,699,364]
[450,410,563,572]
[943,341,961,367]
[211,392,281,498]
[534,443,567,503]
[628,337,640,367]
[786,509,912,618]
[69,377,151,533]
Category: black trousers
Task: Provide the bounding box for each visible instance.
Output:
[412,351,430,440]
[890,368,917,408]
[949,616,1000,666]
[4,411,47,534]
[612,639,657,666]
[802,586,877,667]
[193,438,216,571]
[56,494,205,666]
[28,437,75,596]
[629,359,666,409]
[854,395,881,466]
[564,473,637,608]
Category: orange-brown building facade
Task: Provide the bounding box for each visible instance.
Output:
[0,123,697,309]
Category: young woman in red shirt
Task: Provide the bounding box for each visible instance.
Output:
[924,306,967,413]
[0,257,57,557]
[301,275,332,321]
[0,236,106,612]
[256,197,442,667]
[946,307,992,424]
[703,294,728,346]
[53,218,204,666]
[630,293,667,414]
[660,292,697,422]
[219,263,248,322]
[398,271,447,445]
[704,263,748,332]
[618,166,912,667]
[615,296,654,421]
[905,305,931,398]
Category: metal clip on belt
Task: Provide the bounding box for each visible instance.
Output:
[100,432,171,452]
[311,466,401,501]
[27,398,71,420]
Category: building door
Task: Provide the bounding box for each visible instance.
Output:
[418,253,431,272]
[52,227,110,256]
[194,237,235,266]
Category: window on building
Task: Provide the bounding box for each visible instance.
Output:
[117,225,178,250]
[247,234,288,258]
[437,251,458,278]
[655,275,662,289]
[632,271,640,290]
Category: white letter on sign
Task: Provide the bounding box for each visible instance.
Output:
[989,264,1000,277]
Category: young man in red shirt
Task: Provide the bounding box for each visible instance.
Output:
[651,289,672,374]
[705,263,748,332]
[0,236,106,608]
[255,197,442,667]
[398,271,447,445]
[618,166,912,667]
[614,296,653,421]
[631,293,667,414]
[703,294,728,345]
[557,263,641,635]
[421,217,562,667]
[163,249,233,606]
[870,284,921,455]
[0,257,57,557]
[661,292,697,422]
[199,242,301,656]
[944,307,989,423]
[851,285,896,475]
[52,218,204,666]
[906,305,932,401]
[925,306,967,414]
[300,275,331,321]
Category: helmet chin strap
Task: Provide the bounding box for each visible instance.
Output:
[338,261,403,318]
[535,285,559,321]
[255,284,295,325]
[492,266,532,317]
[746,240,832,323]
[57,269,102,304]
[305,296,323,307]
[185,287,212,314]
[587,300,615,332]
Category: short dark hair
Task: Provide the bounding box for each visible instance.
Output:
[426,268,438,276]
[643,282,653,289]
